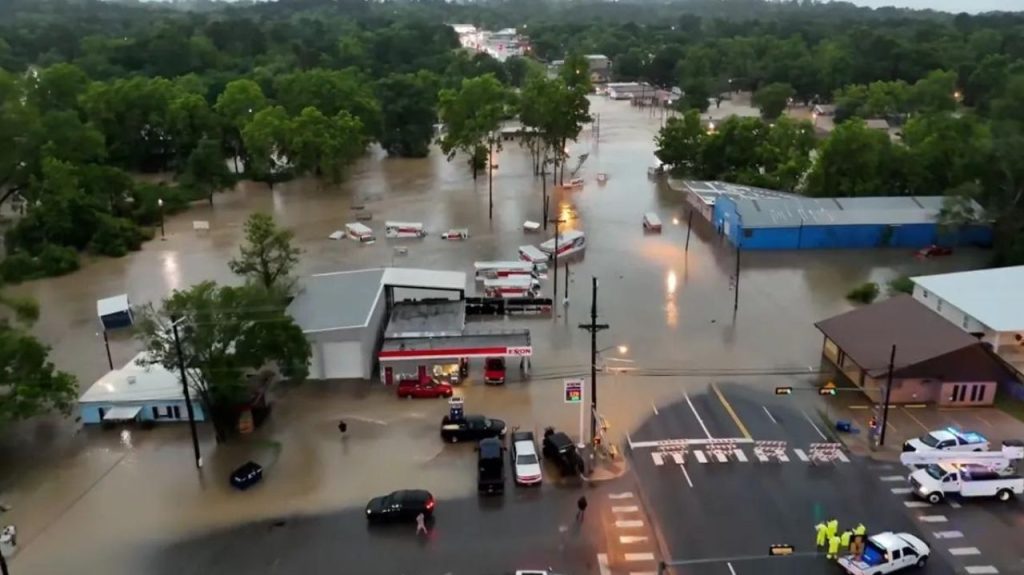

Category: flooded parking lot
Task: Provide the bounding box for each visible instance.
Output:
[0,96,990,574]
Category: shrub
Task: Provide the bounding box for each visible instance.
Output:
[1,245,79,282]
[90,215,147,257]
[887,276,914,295]
[846,282,880,304]
[0,252,39,282]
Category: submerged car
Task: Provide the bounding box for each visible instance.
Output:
[230,461,263,490]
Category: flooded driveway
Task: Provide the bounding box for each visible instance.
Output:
[0,96,989,574]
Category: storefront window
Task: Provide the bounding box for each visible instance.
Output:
[432,363,460,383]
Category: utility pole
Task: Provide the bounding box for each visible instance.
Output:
[549,216,566,305]
[578,277,609,443]
[1,548,9,575]
[733,246,741,311]
[684,210,694,252]
[879,344,897,447]
[102,330,113,370]
[564,261,569,305]
[171,316,203,468]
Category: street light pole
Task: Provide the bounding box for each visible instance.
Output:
[578,277,609,443]
[158,198,165,239]
[102,329,113,370]
[487,137,495,221]
[171,316,202,468]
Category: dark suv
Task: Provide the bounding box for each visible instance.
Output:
[542,428,584,477]
[477,437,505,495]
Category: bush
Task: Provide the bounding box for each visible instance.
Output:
[847,282,880,304]
[89,215,147,257]
[1,244,79,282]
[887,276,914,295]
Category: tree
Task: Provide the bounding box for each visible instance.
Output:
[805,120,906,198]
[902,113,991,197]
[678,77,712,113]
[438,74,507,180]
[182,138,234,204]
[28,63,90,114]
[273,68,380,139]
[375,71,439,158]
[289,107,365,183]
[560,52,592,93]
[242,106,291,181]
[752,82,794,120]
[167,92,219,168]
[228,212,301,294]
[215,79,268,171]
[0,325,77,426]
[910,70,958,113]
[613,48,646,82]
[654,111,706,175]
[937,182,985,242]
[137,282,311,442]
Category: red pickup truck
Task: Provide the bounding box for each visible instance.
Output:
[396,374,453,399]
[484,357,506,385]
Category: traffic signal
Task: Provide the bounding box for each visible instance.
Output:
[769,544,794,556]
[775,387,793,395]
[819,387,837,396]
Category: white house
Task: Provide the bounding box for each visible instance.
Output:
[911,266,1024,376]
[79,352,205,425]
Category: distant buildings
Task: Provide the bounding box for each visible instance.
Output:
[549,54,613,84]
[450,24,528,62]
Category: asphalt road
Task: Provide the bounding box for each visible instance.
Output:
[629,382,965,575]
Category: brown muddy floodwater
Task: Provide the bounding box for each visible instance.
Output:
[0,96,989,574]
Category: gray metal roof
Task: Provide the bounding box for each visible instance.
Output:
[734,196,979,229]
[385,301,466,339]
[682,180,797,206]
[287,269,385,332]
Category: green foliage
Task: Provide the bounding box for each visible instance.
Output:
[438,74,508,179]
[846,282,880,304]
[805,120,906,198]
[228,212,302,294]
[0,245,80,283]
[89,214,147,257]
[560,52,593,93]
[887,276,914,296]
[136,281,311,441]
[752,82,795,120]
[0,323,78,427]
[655,111,706,175]
[289,107,365,183]
[182,138,235,201]
[376,71,440,158]
[678,78,712,113]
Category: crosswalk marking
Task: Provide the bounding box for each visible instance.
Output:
[949,547,981,556]
[609,492,635,499]
[671,452,685,465]
[834,450,850,463]
[714,451,728,463]
[904,501,931,508]
[651,452,666,466]
[612,506,639,513]
[648,446,850,466]
[625,552,656,561]
[933,530,963,539]
[733,449,748,462]
[776,451,790,462]
[919,515,948,523]
[694,450,708,463]
[597,553,611,575]
[794,448,809,462]
[620,535,649,544]
[616,520,645,528]
[949,501,962,509]
[965,566,999,574]
[880,475,905,482]
[891,487,913,494]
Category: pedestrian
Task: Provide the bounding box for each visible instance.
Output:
[576,495,588,522]
[814,522,827,548]
[827,534,841,560]
[415,512,427,535]
[840,529,852,552]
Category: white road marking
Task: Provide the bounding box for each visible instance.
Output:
[918,515,948,523]
[776,451,790,463]
[609,492,635,499]
[671,452,685,465]
[694,450,708,464]
[620,535,649,544]
[904,501,931,508]
[835,450,850,463]
[652,402,659,415]
[933,530,963,539]
[625,552,656,561]
[629,572,658,575]
[629,438,754,448]
[801,410,828,440]
[949,501,962,509]
[714,451,728,463]
[949,547,981,556]
[734,449,748,462]
[651,452,665,466]
[597,553,611,575]
[755,450,769,463]
[679,464,694,488]
[615,520,645,528]
[880,475,906,482]
[612,506,639,513]
[794,448,809,462]
[891,487,913,494]
[762,405,778,424]
[965,566,999,574]
[727,562,738,575]
[683,390,713,439]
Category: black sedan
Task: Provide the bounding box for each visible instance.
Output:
[365,489,435,523]
[440,415,507,443]
[229,461,264,490]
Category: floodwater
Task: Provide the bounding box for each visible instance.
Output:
[0,96,989,574]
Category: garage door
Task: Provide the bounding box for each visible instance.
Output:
[321,341,364,379]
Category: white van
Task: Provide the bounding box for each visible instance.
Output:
[539,230,586,258]
[345,222,375,243]
[643,212,662,232]
[483,276,541,298]
[384,221,426,239]
[473,261,536,281]
[518,245,548,264]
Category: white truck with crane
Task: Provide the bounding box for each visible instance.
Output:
[900,440,1024,504]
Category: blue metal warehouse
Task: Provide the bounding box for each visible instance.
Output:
[712,195,992,250]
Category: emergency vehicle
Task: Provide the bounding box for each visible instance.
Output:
[483,276,541,298]
[539,230,586,259]
[903,440,1024,503]
[441,228,470,240]
[902,428,989,453]
[837,532,930,574]
[474,261,537,281]
[345,222,375,243]
[518,245,548,263]
[561,177,584,189]
[384,221,426,239]
[643,212,662,232]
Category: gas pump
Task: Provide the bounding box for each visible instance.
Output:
[448,396,465,422]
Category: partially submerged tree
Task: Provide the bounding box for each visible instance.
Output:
[438,74,507,180]
[229,212,301,295]
[137,282,311,442]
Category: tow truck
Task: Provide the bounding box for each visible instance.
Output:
[901,440,1024,504]
[902,427,989,453]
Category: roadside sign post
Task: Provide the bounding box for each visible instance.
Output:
[564,378,584,447]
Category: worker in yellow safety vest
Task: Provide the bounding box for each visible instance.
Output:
[827,534,841,560]
[850,523,867,557]
[826,518,839,539]
[815,522,827,547]
[840,530,852,552]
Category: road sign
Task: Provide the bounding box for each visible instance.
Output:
[564,378,583,403]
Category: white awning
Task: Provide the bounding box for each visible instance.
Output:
[102,405,142,421]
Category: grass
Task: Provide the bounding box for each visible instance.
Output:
[995,393,1024,423]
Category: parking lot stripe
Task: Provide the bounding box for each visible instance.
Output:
[694,450,708,464]
[734,449,748,462]
[616,520,645,528]
[933,531,963,539]
[919,515,948,523]
[597,553,611,575]
[613,506,640,513]
[801,410,828,440]
[712,382,752,440]
[609,492,635,499]
[948,547,981,556]
[727,562,738,575]
[965,566,999,574]
[620,535,649,544]
[794,448,809,462]
[891,487,913,494]
[901,407,931,433]
[904,501,931,508]
[880,475,905,482]
[679,464,694,488]
[683,390,713,439]
[671,452,685,465]
[625,552,656,561]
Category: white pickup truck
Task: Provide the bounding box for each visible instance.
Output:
[902,428,989,453]
[910,463,1023,503]
[838,532,930,575]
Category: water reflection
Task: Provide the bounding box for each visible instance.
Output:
[162,251,181,291]
[666,270,678,328]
